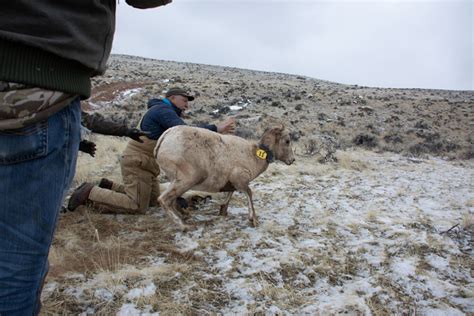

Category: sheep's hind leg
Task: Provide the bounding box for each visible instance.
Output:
[158,181,194,231]
[219,191,234,216]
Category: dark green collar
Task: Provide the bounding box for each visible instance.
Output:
[256,144,274,163]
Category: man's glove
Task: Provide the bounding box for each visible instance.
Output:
[79,140,97,157]
[126,128,149,143]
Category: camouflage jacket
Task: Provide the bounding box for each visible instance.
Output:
[0,82,75,130]
[82,111,132,137]
[0,81,134,132]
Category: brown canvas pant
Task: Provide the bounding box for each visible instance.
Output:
[88,138,160,214]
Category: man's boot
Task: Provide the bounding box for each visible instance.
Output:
[176,197,189,210]
[175,197,191,219]
[67,182,94,211]
[98,178,113,190]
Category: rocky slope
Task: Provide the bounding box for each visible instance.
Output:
[85,54,473,161]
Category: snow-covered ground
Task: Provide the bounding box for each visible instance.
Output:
[43,150,473,315]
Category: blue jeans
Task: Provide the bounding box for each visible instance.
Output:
[0,99,81,315]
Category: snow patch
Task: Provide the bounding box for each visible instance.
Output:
[126,282,157,299]
[117,303,159,316]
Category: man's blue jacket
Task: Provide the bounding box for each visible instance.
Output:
[141,98,217,140]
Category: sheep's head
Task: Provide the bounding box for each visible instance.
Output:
[261,125,295,165]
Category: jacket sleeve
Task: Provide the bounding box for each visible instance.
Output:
[152,107,186,130]
[126,0,172,9]
[152,108,218,132]
[81,111,130,137]
[198,123,218,132]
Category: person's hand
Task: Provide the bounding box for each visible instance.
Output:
[126,128,150,143]
[79,140,96,157]
[217,117,236,134]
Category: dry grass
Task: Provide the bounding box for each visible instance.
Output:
[254,275,307,309]
[47,207,189,277]
[74,135,127,185]
[295,157,333,176]
[365,293,394,316]
[43,207,206,315]
[335,149,370,171]
[465,198,474,208]
[461,212,474,229]
[366,209,380,222]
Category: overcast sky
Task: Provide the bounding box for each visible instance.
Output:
[112,0,473,91]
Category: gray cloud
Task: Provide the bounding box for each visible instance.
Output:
[113,0,472,90]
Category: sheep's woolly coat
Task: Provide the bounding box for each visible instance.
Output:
[154,125,295,230]
[155,126,268,193]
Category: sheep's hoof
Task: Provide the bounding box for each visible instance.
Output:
[178,207,192,219]
[219,205,228,216]
[249,216,259,227]
[180,223,195,232]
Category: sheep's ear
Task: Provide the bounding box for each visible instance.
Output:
[274,124,285,134]
[269,126,283,139]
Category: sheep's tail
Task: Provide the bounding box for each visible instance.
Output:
[153,127,175,158]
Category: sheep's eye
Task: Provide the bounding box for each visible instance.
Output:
[285,140,290,144]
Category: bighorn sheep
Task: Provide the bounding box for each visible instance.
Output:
[154,125,295,230]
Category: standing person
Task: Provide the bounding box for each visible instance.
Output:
[0,1,172,314]
[68,87,236,214]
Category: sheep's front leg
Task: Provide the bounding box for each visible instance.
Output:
[219,191,234,216]
[242,186,258,227]
[231,169,258,227]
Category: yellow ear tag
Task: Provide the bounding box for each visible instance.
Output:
[256,149,267,160]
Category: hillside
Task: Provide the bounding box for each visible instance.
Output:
[40,55,473,315]
[84,54,473,161]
